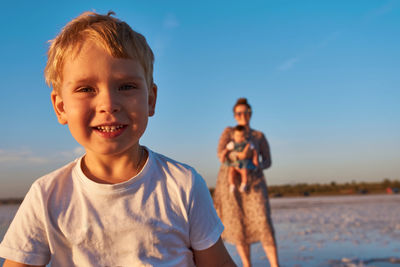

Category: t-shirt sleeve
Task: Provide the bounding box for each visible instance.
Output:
[188,173,224,251]
[0,182,50,265]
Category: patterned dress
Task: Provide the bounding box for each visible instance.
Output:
[213,127,276,245]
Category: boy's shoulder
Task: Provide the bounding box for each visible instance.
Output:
[30,158,80,195]
[149,149,199,183]
[149,148,212,196]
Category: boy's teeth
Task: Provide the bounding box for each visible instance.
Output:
[97,125,123,132]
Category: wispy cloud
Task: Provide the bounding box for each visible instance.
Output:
[59,146,85,159]
[163,13,179,29]
[275,1,396,73]
[153,13,180,57]
[276,31,341,72]
[364,0,397,21]
[0,146,84,164]
[316,31,341,49]
[277,56,301,71]
[0,149,48,164]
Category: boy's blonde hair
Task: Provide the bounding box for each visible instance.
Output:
[45,11,154,93]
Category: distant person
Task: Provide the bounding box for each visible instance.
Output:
[213,98,280,267]
[0,11,235,267]
[220,125,258,193]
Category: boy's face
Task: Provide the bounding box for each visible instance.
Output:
[233,130,246,143]
[51,40,157,157]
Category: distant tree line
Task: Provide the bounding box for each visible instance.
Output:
[267,178,400,197]
[2,179,400,205]
[209,178,400,198]
[0,198,23,205]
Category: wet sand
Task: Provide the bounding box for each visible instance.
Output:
[226,194,400,266]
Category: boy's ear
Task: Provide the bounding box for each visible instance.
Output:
[148,83,157,117]
[51,90,68,125]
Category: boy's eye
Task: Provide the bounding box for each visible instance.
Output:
[76,87,95,93]
[119,84,137,91]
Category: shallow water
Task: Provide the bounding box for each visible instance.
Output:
[226,194,400,266]
[1,195,400,266]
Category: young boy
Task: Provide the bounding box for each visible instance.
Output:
[0,11,235,267]
[220,125,258,193]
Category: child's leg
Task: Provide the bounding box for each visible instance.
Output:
[238,168,248,192]
[228,167,236,193]
[239,168,248,185]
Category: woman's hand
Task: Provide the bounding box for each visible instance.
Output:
[219,148,229,163]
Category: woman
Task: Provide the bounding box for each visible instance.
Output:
[213,98,280,267]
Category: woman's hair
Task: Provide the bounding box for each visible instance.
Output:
[233,98,252,113]
[45,11,155,93]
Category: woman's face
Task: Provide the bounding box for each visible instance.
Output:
[234,104,251,126]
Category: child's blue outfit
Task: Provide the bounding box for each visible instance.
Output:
[224,140,256,170]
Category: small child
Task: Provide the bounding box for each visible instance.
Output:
[0,11,235,267]
[221,125,259,193]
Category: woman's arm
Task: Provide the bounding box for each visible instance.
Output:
[258,133,272,170]
[217,127,232,161]
[252,147,259,167]
[219,148,229,163]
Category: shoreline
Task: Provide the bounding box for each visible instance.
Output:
[1,191,398,206]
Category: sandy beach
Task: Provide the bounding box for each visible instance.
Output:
[1,194,400,266]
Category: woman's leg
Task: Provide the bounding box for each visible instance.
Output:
[261,240,280,267]
[236,243,251,267]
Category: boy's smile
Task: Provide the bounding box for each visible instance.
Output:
[93,124,127,138]
[51,40,157,161]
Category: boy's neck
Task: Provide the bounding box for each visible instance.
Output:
[81,146,147,184]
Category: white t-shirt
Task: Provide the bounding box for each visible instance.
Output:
[0,148,223,266]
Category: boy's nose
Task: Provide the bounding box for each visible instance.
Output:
[97,91,121,114]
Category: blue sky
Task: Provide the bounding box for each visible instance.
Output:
[0,0,399,198]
